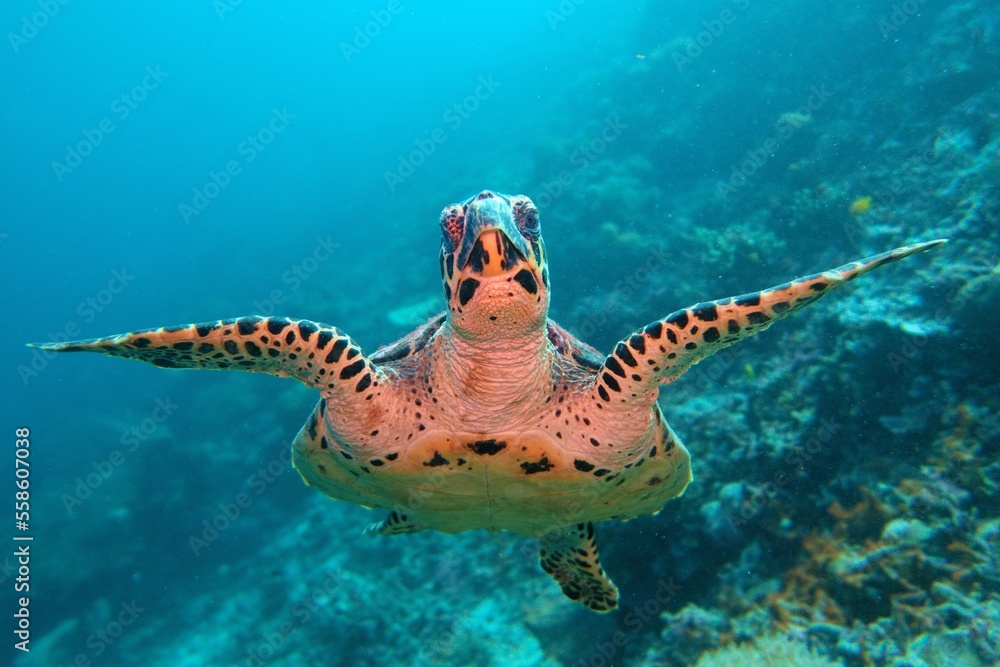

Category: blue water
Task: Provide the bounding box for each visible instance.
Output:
[4,1,998,665]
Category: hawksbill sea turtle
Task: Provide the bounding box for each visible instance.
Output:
[33,191,945,611]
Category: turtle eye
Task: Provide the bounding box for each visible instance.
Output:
[440,206,465,252]
[512,198,540,239]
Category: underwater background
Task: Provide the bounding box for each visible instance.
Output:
[3,1,999,665]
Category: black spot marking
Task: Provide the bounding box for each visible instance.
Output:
[809,282,827,292]
[521,456,553,474]
[267,348,280,358]
[685,342,697,350]
[772,301,790,313]
[644,321,663,339]
[665,328,678,344]
[320,437,329,449]
[615,343,637,367]
[735,292,761,307]
[224,340,239,355]
[198,343,214,353]
[152,358,177,368]
[590,437,600,447]
[370,459,384,467]
[692,304,718,321]
[238,319,258,336]
[574,459,595,472]
[666,310,689,329]
[316,330,333,349]
[285,330,296,345]
[468,439,507,455]
[134,337,151,348]
[747,311,771,325]
[196,324,213,337]
[702,327,720,343]
[340,359,365,380]
[593,468,611,477]
[306,413,318,440]
[173,341,193,351]
[512,269,538,294]
[468,238,490,273]
[628,334,646,354]
[339,450,353,460]
[604,356,626,378]
[601,373,621,392]
[325,338,348,364]
[423,451,449,467]
[266,319,288,335]
[385,452,398,461]
[298,321,317,341]
[244,341,262,357]
[355,374,372,393]
[728,319,740,334]
[597,385,610,402]
[458,278,480,306]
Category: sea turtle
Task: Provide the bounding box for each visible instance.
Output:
[34,191,945,611]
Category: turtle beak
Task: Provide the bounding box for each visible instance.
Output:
[457,194,532,276]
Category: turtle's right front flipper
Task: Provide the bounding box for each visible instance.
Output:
[29,316,380,394]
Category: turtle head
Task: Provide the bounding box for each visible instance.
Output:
[439,191,550,340]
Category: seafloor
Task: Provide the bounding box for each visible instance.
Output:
[22,3,1000,666]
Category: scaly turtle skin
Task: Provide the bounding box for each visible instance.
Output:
[34,191,945,612]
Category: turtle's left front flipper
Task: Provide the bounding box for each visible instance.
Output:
[594,240,947,404]
[29,316,380,394]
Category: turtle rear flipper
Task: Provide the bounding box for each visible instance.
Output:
[540,522,619,612]
[364,511,426,536]
[593,239,947,405]
[29,316,380,395]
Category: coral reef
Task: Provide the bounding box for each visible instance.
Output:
[693,632,844,667]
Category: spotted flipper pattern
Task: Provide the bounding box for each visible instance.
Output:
[364,510,426,536]
[540,522,619,612]
[29,316,381,395]
[594,239,947,405]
